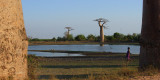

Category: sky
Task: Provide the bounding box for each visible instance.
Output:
[21,0,143,39]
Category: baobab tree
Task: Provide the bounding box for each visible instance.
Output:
[0,0,28,79]
[140,0,160,69]
[65,27,74,39]
[94,18,109,46]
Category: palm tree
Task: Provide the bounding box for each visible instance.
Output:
[94,18,109,46]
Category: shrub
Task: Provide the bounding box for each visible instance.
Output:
[75,34,86,41]
[31,38,40,41]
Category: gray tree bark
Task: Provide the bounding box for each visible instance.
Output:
[140,0,160,69]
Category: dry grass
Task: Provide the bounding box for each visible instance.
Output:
[28,55,39,80]
[27,52,159,80]
[27,53,140,80]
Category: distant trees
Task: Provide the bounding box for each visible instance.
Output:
[75,34,86,41]
[29,32,141,43]
[113,32,124,41]
[87,34,96,41]
[52,37,56,41]
[31,38,40,41]
[105,35,114,41]
[56,37,66,41]
[105,32,140,42]
[66,34,74,41]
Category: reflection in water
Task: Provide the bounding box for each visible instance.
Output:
[28,51,85,57]
[29,44,140,54]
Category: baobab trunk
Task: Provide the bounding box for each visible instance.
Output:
[100,26,104,46]
[0,0,28,79]
[140,0,160,69]
[67,29,70,39]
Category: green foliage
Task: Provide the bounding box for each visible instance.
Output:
[132,33,141,42]
[67,34,74,41]
[29,38,52,41]
[30,38,40,41]
[105,35,115,41]
[113,32,125,41]
[52,37,57,41]
[95,36,100,42]
[87,34,96,41]
[56,34,74,41]
[29,32,141,42]
[106,32,140,42]
[75,34,86,41]
[127,34,133,41]
[57,37,66,41]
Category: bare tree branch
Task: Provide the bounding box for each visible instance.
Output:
[104,26,109,29]
[65,27,74,31]
[94,18,109,23]
[94,18,109,27]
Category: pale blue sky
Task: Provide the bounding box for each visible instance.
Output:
[22,0,143,39]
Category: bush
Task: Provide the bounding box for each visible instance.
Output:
[52,37,57,41]
[75,34,86,41]
[95,36,100,42]
[87,34,96,41]
[57,37,66,41]
[67,34,74,41]
[31,38,40,41]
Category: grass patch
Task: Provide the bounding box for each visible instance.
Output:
[27,53,141,80]
[28,55,39,80]
[27,52,160,80]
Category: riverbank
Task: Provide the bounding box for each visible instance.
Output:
[29,41,139,46]
[28,51,159,80]
[28,51,142,80]
[29,50,139,58]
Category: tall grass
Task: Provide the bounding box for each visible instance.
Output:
[28,55,39,80]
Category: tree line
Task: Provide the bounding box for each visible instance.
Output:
[29,32,140,42]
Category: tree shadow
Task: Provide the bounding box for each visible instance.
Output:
[38,74,100,79]
[41,65,137,69]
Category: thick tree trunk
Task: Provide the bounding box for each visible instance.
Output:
[100,26,104,46]
[140,0,160,69]
[67,29,70,39]
[0,0,28,79]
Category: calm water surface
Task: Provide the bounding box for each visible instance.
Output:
[28,44,140,55]
[28,51,85,57]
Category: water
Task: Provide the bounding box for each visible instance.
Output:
[28,51,85,57]
[28,44,140,54]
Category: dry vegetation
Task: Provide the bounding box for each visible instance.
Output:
[28,52,158,80]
